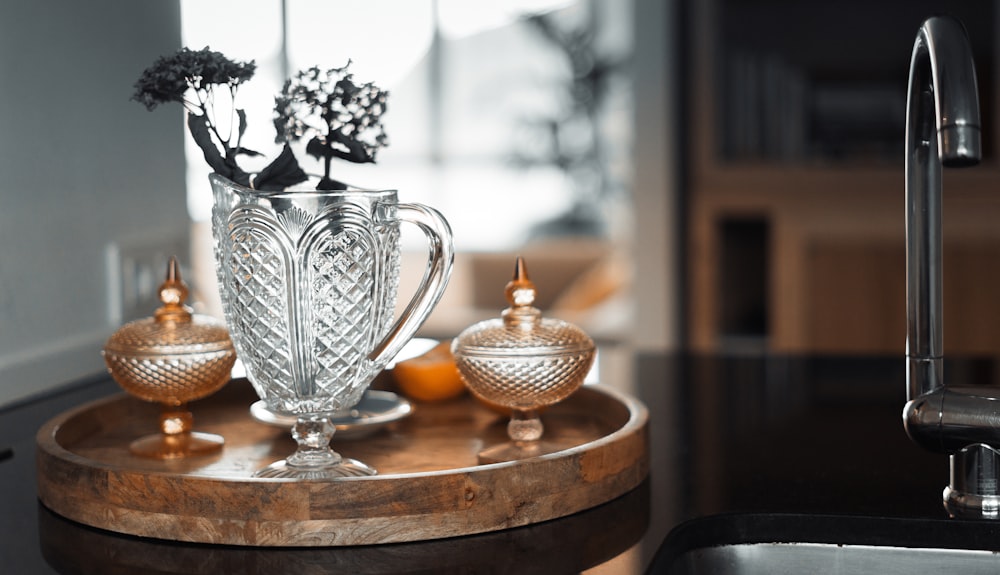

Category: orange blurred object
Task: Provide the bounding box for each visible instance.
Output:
[393,340,467,402]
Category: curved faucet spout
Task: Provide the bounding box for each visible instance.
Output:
[901,16,999,518]
[904,15,980,406]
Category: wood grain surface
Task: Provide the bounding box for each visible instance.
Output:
[36,379,648,547]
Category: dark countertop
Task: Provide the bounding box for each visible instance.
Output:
[1,352,993,573]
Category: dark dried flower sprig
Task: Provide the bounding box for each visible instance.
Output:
[131,46,256,111]
[274,61,389,190]
[132,47,306,190]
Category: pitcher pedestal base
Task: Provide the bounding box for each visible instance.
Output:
[254,458,377,480]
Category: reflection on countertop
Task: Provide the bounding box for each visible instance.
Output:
[638,353,1000,572]
[648,353,961,520]
[38,482,649,575]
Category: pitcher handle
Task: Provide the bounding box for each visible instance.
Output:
[368,203,454,366]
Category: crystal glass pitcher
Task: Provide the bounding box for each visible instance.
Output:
[210,174,453,478]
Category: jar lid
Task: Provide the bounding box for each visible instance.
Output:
[104,257,233,357]
[454,257,594,356]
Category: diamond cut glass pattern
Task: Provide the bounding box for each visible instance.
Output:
[309,229,378,411]
[210,174,453,479]
[452,256,595,463]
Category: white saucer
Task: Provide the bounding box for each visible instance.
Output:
[249,390,413,440]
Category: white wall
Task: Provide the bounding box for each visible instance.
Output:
[631,0,680,351]
[0,1,188,406]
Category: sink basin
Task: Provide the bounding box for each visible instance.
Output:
[648,513,1000,574]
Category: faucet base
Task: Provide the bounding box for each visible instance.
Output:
[944,444,1000,519]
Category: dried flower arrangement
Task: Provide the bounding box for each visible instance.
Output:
[275,63,389,190]
[132,47,388,191]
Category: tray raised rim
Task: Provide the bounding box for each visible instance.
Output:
[36,383,649,546]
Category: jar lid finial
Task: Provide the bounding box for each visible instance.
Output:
[154,256,193,323]
[504,256,537,309]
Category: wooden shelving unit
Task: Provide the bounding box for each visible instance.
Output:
[684,0,1000,354]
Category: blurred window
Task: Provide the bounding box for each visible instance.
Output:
[181,0,629,250]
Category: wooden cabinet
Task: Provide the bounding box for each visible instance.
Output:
[684,0,1000,354]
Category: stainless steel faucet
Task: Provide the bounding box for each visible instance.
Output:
[901,16,998,518]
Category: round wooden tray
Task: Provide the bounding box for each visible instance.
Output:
[36,379,648,547]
